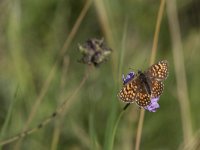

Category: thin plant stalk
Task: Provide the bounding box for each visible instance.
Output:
[14,0,92,148]
[118,18,128,83]
[166,0,193,145]
[135,109,145,150]
[135,0,166,150]
[110,111,125,149]
[0,68,89,146]
[89,112,102,150]
[180,130,200,150]
[0,88,19,150]
[93,1,120,150]
[106,19,128,150]
[51,56,70,150]
[94,0,117,82]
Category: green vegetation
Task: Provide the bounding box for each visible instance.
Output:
[0,0,199,149]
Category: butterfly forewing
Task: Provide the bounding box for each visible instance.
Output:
[146,60,168,81]
[118,79,139,103]
[118,75,151,107]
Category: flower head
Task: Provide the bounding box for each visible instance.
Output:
[78,38,112,67]
[144,97,160,112]
[122,72,135,85]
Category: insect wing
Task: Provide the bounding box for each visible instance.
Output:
[135,83,151,107]
[118,78,139,103]
[118,74,151,107]
[150,80,164,98]
[146,60,169,81]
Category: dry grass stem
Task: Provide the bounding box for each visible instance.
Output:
[14,0,92,148]
[0,69,89,146]
[135,109,145,150]
[51,56,70,150]
[135,0,166,150]
[94,0,117,82]
[166,0,193,145]
[150,0,166,65]
[59,0,92,57]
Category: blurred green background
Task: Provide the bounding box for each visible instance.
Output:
[0,0,200,149]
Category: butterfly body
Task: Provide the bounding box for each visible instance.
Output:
[118,60,169,107]
[138,71,152,95]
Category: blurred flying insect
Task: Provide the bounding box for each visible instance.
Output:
[118,60,169,112]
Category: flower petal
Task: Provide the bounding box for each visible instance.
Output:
[144,97,160,112]
[122,72,135,84]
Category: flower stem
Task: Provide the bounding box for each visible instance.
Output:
[135,0,166,149]
[135,109,145,150]
[166,0,193,145]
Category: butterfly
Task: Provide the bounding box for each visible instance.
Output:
[118,60,169,107]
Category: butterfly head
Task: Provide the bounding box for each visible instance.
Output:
[138,70,142,75]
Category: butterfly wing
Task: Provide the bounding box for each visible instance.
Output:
[118,76,151,107]
[118,78,139,103]
[146,60,169,81]
[135,83,151,107]
[150,80,164,98]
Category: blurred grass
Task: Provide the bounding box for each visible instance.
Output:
[0,0,200,149]
[166,0,193,148]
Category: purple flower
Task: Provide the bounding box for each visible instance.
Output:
[144,97,160,112]
[122,72,135,84]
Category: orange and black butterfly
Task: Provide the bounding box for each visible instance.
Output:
[118,60,169,108]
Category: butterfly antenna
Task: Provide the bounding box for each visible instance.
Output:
[128,67,135,71]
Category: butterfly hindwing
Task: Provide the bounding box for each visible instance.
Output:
[118,75,151,107]
[135,82,151,107]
